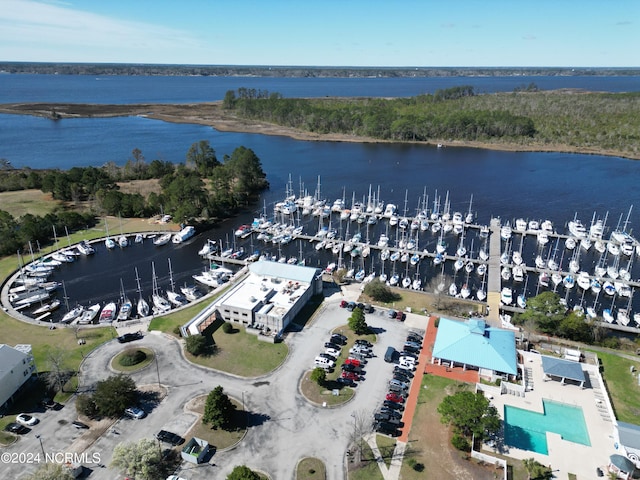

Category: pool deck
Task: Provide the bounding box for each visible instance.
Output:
[484,351,617,479]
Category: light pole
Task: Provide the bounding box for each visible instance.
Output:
[155,351,161,387]
[35,434,45,457]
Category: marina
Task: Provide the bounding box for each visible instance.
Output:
[3,182,640,334]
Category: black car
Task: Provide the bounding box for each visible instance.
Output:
[383,400,405,411]
[406,334,423,343]
[394,366,414,378]
[117,331,143,344]
[374,422,400,436]
[401,350,419,359]
[324,342,341,351]
[5,422,29,434]
[404,341,421,350]
[393,372,412,383]
[363,303,374,313]
[354,339,373,348]
[319,352,337,361]
[330,334,347,345]
[403,345,420,355]
[356,302,365,311]
[336,377,356,387]
[379,407,403,419]
[374,413,401,425]
[341,363,364,374]
[156,429,184,446]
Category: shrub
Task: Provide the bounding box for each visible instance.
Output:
[222,322,233,334]
[310,367,326,386]
[76,393,98,418]
[172,325,181,335]
[118,349,147,367]
[186,334,208,356]
[413,462,425,472]
[434,317,440,328]
[451,433,471,451]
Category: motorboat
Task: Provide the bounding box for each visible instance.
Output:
[562,275,575,289]
[152,293,172,313]
[402,277,411,289]
[105,237,116,250]
[500,223,512,240]
[166,290,188,307]
[33,299,61,316]
[78,303,101,324]
[117,297,133,321]
[568,219,587,238]
[500,287,513,305]
[591,278,602,294]
[515,218,527,232]
[412,278,422,291]
[172,225,196,244]
[513,265,524,282]
[134,233,144,244]
[528,220,540,232]
[603,281,616,296]
[448,283,458,297]
[602,308,614,323]
[118,235,129,248]
[577,271,591,290]
[76,240,95,255]
[460,284,470,299]
[180,284,203,302]
[517,293,527,309]
[153,233,172,246]
[234,224,252,237]
[565,237,577,250]
[198,240,217,257]
[99,302,117,323]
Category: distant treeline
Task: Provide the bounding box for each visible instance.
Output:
[0,141,268,256]
[223,86,536,141]
[222,86,640,156]
[2,62,639,78]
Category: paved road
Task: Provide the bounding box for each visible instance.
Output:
[4,289,427,480]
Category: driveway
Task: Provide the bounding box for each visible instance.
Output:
[3,292,427,480]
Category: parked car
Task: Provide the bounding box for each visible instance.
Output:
[356,302,365,311]
[404,341,422,350]
[124,406,145,419]
[346,302,356,311]
[399,352,418,362]
[394,366,414,377]
[324,342,342,351]
[379,407,403,419]
[354,339,373,348]
[16,413,38,426]
[344,357,362,367]
[5,422,29,434]
[393,372,412,383]
[374,421,400,436]
[325,347,341,357]
[319,352,336,361]
[157,430,184,446]
[383,400,405,411]
[330,333,347,345]
[339,300,348,308]
[314,357,335,369]
[395,311,405,321]
[385,392,405,403]
[387,309,397,318]
[337,377,357,387]
[166,476,187,480]
[363,303,374,313]
[374,413,401,425]
[72,420,89,429]
[403,345,420,355]
[397,361,416,371]
[341,363,363,374]
[350,345,372,355]
[388,384,407,395]
[406,333,423,343]
[384,346,396,363]
[117,331,143,343]
[349,352,369,363]
[341,371,360,381]
[408,330,423,340]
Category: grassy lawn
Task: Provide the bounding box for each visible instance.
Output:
[375,434,397,468]
[348,440,384,480]
[359,288,483,318]
[300,370,355,406]
[296,457,327,480]
[0,430,18,447]
[0,189,60,218]
[594,350,640,423]
[148,296,217,336]
[110,347,155,372]
[184,395,246,451]
[185,327,288,377]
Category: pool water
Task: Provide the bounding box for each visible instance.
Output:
[504,400,591,455]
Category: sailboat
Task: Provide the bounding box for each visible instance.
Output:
[166,259,188,307]
[104,219,116,250]
[151,262,172,314]
[117,278,132,321]
[135,267,149,317]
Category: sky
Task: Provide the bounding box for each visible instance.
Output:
[0,0,638,67]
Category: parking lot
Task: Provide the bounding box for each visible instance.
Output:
[3,287,427,480]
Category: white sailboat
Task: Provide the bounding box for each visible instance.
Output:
[135,267,149,317]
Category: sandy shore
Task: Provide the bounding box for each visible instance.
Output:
[1,102,637,160]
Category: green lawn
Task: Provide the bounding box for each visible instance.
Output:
[594,351,640,423]
[300,370,355,406]
[376,434,397,468]
[148,296,217,335]
[184,396,246,451]
[110,347,155,372]
[296,457,327,480]
[348,441,384,480]
[185,327,288,377]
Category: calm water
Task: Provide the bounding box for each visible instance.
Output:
[1,73,639,104]
[2,75,640,322]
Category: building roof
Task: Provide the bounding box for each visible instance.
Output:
[248,261,320,284]
[618,421,640,450]
[432,318,517,375]
[541,355,585,383]
[610,454,638,473]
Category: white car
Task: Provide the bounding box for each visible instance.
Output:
[398,359,416,370]
[16,413,38,426]
[325,348,341,357]
[124,407,145,419]
[314,357,335,369]
[166,476,187,480]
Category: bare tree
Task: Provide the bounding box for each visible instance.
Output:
[349,409,372,464]
[45,348,71,394]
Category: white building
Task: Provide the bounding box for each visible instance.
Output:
[0,344,36,412]
[182,261,322,336]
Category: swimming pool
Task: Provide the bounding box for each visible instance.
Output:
[504,399,591,455]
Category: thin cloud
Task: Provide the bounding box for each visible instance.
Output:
[522,34,537,41]
[440,23,456,29]
[0,0,202,61]
[616,21,632,26]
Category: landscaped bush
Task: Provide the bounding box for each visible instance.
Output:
[118,349,147,367]
[451,433,470,451]
[186,335,208,356]
[222,322,233,334]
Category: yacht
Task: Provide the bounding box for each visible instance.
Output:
[173,225,196,244]
[99,302,117,323]
[515,218,527,232]
[61,305,84,324]
[568,219,587,238]
[576,271,591,290]
[500,287,513,305]
[153,232,172,246]
[78,303,101,324]
[500,223,512,240]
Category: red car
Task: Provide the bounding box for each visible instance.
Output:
[341,371,360,381]
[386,392,405,403]
[340,300,348,308]
[344,357,361,367]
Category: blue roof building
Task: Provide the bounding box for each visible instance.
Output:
[432,318,517,377]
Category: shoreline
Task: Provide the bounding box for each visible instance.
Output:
[1,102,638,161]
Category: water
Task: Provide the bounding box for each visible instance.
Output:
[1,73,639,104]
[504,400,591,455]
[3,75,640,323]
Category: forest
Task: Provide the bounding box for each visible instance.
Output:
[222,86,640,158]
[0,141,268,257]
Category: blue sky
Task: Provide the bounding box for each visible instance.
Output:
[1,0,638,67]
